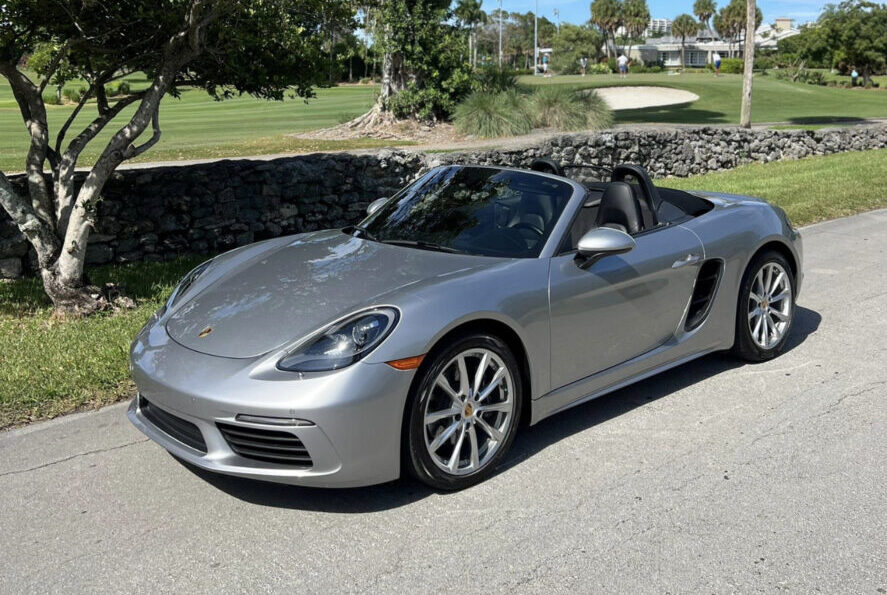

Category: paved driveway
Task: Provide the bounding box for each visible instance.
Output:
[1,210,885,593]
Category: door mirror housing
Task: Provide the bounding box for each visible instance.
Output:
[575,227,636,269]
[366,197,389,216]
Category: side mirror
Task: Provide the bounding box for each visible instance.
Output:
[366,197,389,216]
[575,227,635,269]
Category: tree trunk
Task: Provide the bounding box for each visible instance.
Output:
[739,0,756,128]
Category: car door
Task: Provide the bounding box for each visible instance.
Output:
[548,224,703,390]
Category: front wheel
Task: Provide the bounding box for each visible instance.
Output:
[405,333,523,491]
[734,251,795,361]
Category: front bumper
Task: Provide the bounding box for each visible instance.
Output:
[128,321,416,488]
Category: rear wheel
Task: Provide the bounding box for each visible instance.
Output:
[405,333,522,490]
[734,251,795,361]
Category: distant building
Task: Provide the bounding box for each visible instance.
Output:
[773,18,793,31]
[644,18,672,36]
[624,23,800,67]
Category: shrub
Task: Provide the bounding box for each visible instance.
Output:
[116,80,131,95]
[527,86,613,131]
[589,62,612,75]
[755,55,777,71]
[43,93,61,105]
[62,87,81,103]
[629,63,662,73]
[473,66,518,93]
[359,77,372,84]
[719,58,743,74]
[453,90,531,138]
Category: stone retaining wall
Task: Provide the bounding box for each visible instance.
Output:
[2,124,885,278]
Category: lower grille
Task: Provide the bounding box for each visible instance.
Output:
[140,396,207,453]
[217,423,313,467]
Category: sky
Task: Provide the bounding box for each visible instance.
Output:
[493,0,829,26]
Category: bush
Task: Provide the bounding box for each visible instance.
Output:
[116,80,131,95]
[43,93,61,105]
[527,86,613,131]
[755,55,777,71]
[359,77,372,84]
[629,63,662,73]
[589,62,612,74]
[719,58,743,74]
[473,66,518,93]
[62,87,81,103]
[453,90,531,138]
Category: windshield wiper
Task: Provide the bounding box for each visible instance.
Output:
[381,240,462,254]
[346,225,378,241]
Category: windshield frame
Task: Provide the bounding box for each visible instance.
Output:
[354,165,587,260]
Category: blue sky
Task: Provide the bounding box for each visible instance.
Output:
[493,0,828,26]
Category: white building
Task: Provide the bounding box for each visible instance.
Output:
[624,23,799,67]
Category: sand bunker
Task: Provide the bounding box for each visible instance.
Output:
[593,86,699,110]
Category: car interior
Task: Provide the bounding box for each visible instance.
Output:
[527,158,713,253]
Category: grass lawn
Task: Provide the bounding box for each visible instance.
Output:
[3,71,885,171]
[1,148,886,429]
[519,73,887,126]
[0,74,405,172]
[659,148,887,225]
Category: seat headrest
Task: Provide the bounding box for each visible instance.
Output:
[596,182,642,235]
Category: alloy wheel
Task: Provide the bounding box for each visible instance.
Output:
[747,261,793,349]
[422,348,515,476]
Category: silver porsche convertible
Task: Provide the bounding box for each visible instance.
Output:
[128,162,803,490]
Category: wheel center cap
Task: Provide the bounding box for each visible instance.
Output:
[463,403,474,418]
[761,299,769,309]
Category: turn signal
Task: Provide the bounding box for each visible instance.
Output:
[386,354,425,370]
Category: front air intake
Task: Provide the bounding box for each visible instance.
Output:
[217,422,313,467]
[685,260,724,331]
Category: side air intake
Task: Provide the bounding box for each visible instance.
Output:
[685,260,723,331]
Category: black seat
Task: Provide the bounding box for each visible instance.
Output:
[596,182,643,234]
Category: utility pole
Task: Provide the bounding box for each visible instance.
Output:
[554,8,560,33]
[533,0,538,75]
[498,0,503,67]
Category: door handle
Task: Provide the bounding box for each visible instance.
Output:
[672,253,701,268]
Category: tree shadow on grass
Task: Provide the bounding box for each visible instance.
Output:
[783,116,875,126]
[177,306,820,512]
[617,103,731,125]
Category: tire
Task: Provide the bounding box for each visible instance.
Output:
[733,250,796,362]
[404,332,523,491]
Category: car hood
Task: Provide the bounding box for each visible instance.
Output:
[166,230,495,358]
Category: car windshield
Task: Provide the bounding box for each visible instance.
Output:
[356,166,574,258]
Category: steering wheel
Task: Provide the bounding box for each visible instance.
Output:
[510,221,545,238]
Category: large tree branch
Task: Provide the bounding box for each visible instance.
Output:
[0,171,59,268]
[122,109,161,160]
[0,63,55,229]
[55,91,146,235]
[54,84,94,156]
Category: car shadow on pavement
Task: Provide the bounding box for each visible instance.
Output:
[177,305,820,511]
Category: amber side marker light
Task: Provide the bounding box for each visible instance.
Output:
[386,354,425,370]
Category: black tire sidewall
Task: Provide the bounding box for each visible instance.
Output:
[405,333,523,491]
[735,251,795,361]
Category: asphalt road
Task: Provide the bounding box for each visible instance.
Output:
[1,210,885,594]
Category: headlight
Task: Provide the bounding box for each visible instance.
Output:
[165,259,213,311]
[277,308,399,372]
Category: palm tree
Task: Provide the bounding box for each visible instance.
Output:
[693,0,716,35]
[455,0,487,67]
[622,0,649,62]
[672,14,698,70]
[590,0,622,59]
[740,0,756,127]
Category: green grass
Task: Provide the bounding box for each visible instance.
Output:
[0,256,205,427]
[659,148,887,226]
[0,74,404,172]
[518,73,887,126]
[2,149,885,429]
